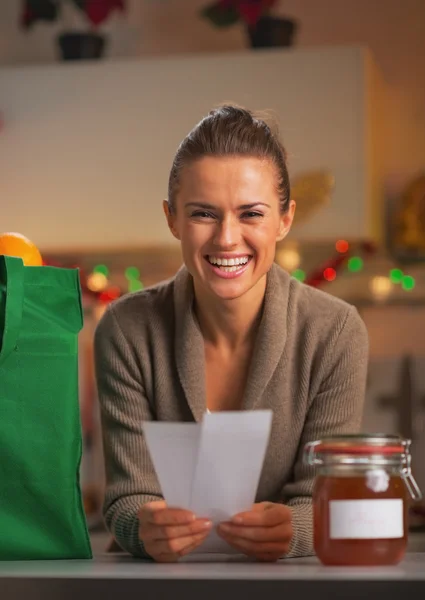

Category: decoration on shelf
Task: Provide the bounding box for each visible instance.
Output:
[86,272,108,292]
[304,252,348,288]
[401,275,415,291]
[291,268,306,282]
[20,0,127,61]
[291,170,335,225]
[98,285,121,303]
[275,241,300,272]
[200,0,297,49]
[389,268,415,291]
[347,256,364,273]
[389,268,404,284]
[0,232,43,266]
[303,241,376,288]
[335,239,349,254]
[124,266,144,292]
[280,237,416,296]
[392,173,425,261]
[369,276,392,302]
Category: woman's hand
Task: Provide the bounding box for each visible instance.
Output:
[138,500,213,562]
[217,502,293,562]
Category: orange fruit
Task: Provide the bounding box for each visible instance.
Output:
[0,232,43,266]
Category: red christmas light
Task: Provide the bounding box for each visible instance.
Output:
[323,267,337,282]
[335,239,349,253]
[99,286,121,303]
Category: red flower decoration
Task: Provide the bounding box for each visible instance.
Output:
[84,0,126,27]
[219,0,278,27]
[20,5,34,28]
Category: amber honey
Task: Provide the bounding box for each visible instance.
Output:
[304,435,422,567]
[313,474,408,566]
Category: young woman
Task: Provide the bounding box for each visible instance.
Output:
[94,105,368,563]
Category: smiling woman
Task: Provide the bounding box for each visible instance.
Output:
[94,105,369,563]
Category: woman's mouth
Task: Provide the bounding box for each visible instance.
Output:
[204,255,252,279]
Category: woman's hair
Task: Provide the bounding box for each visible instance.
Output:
[167,104,290,214]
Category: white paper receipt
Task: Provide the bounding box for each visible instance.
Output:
[142,410,273,554]
[329,499,404,539]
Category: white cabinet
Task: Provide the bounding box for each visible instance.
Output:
[0,46,385,250]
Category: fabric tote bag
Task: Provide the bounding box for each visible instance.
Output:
[0,255,92,560]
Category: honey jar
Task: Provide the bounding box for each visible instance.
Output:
[303,434,422,566]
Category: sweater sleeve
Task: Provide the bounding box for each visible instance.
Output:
[281,306,369,558]
[93,304,162,558]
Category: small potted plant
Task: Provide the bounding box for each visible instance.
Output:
[20,0,127,61]
[200,0,297,48]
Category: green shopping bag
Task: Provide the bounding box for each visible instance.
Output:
[0,255,92,560]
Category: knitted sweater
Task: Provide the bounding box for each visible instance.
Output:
[94,263,369,558]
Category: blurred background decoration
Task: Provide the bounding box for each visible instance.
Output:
[20,0,127,60]
[392,174,425,263]
[200,0,297,48]
[290,170,335,225]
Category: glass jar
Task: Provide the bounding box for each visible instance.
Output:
[303,434,422,566]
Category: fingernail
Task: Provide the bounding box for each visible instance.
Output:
[203,520,213,529]
[219,523,230,531]
[231,516,243,524]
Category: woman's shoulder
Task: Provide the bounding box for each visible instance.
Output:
[291,275,353,317]
[273,264,366,339]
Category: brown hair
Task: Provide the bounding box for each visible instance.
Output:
[167,104,290,214]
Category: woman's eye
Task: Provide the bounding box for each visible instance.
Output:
[242,211,263,219]
[191,211,215,219]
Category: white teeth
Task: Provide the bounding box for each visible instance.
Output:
[208,256,249,267]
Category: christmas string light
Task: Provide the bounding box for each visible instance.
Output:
[303,241,376,288]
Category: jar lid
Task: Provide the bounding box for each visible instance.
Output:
[304,434,411,467]
[313,434,406,456]
[304,434,422,501]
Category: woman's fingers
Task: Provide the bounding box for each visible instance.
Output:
[218,521,292,543]
[141,502,197,526]
[148,530,211,562]
[138,501,213,562]
[143,519,213,541]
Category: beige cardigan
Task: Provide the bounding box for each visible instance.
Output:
[94,263,369,558]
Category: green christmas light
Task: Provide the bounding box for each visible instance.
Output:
[402,275,415,291]
[389,268,404,284]
[93,264,109,277]
[129,279,144,293]
[347,256,364,272]
[125,266,140,281]
[292,269,306,282]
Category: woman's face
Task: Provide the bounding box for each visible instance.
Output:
[164,156,295,302]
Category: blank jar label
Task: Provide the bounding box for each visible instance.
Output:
[329,499,404,539]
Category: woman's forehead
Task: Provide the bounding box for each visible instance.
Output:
[179,156,277,192]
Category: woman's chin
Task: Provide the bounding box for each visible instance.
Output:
[203,278,252,302]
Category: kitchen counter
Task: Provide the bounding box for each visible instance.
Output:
[1,552,425,600]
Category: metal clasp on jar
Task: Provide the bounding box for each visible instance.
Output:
[401,451,422,501]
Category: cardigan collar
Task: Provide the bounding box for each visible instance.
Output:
[173,263,289,422]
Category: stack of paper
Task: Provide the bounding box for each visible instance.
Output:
[143,410,273,553]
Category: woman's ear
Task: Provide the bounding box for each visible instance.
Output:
[277,200,296,242]
[163,200,181,240]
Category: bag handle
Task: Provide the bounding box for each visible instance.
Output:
[0,255,25,365]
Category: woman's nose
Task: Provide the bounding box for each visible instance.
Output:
[213,217,240,248]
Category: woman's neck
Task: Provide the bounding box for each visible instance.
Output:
[193,275,267,351]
